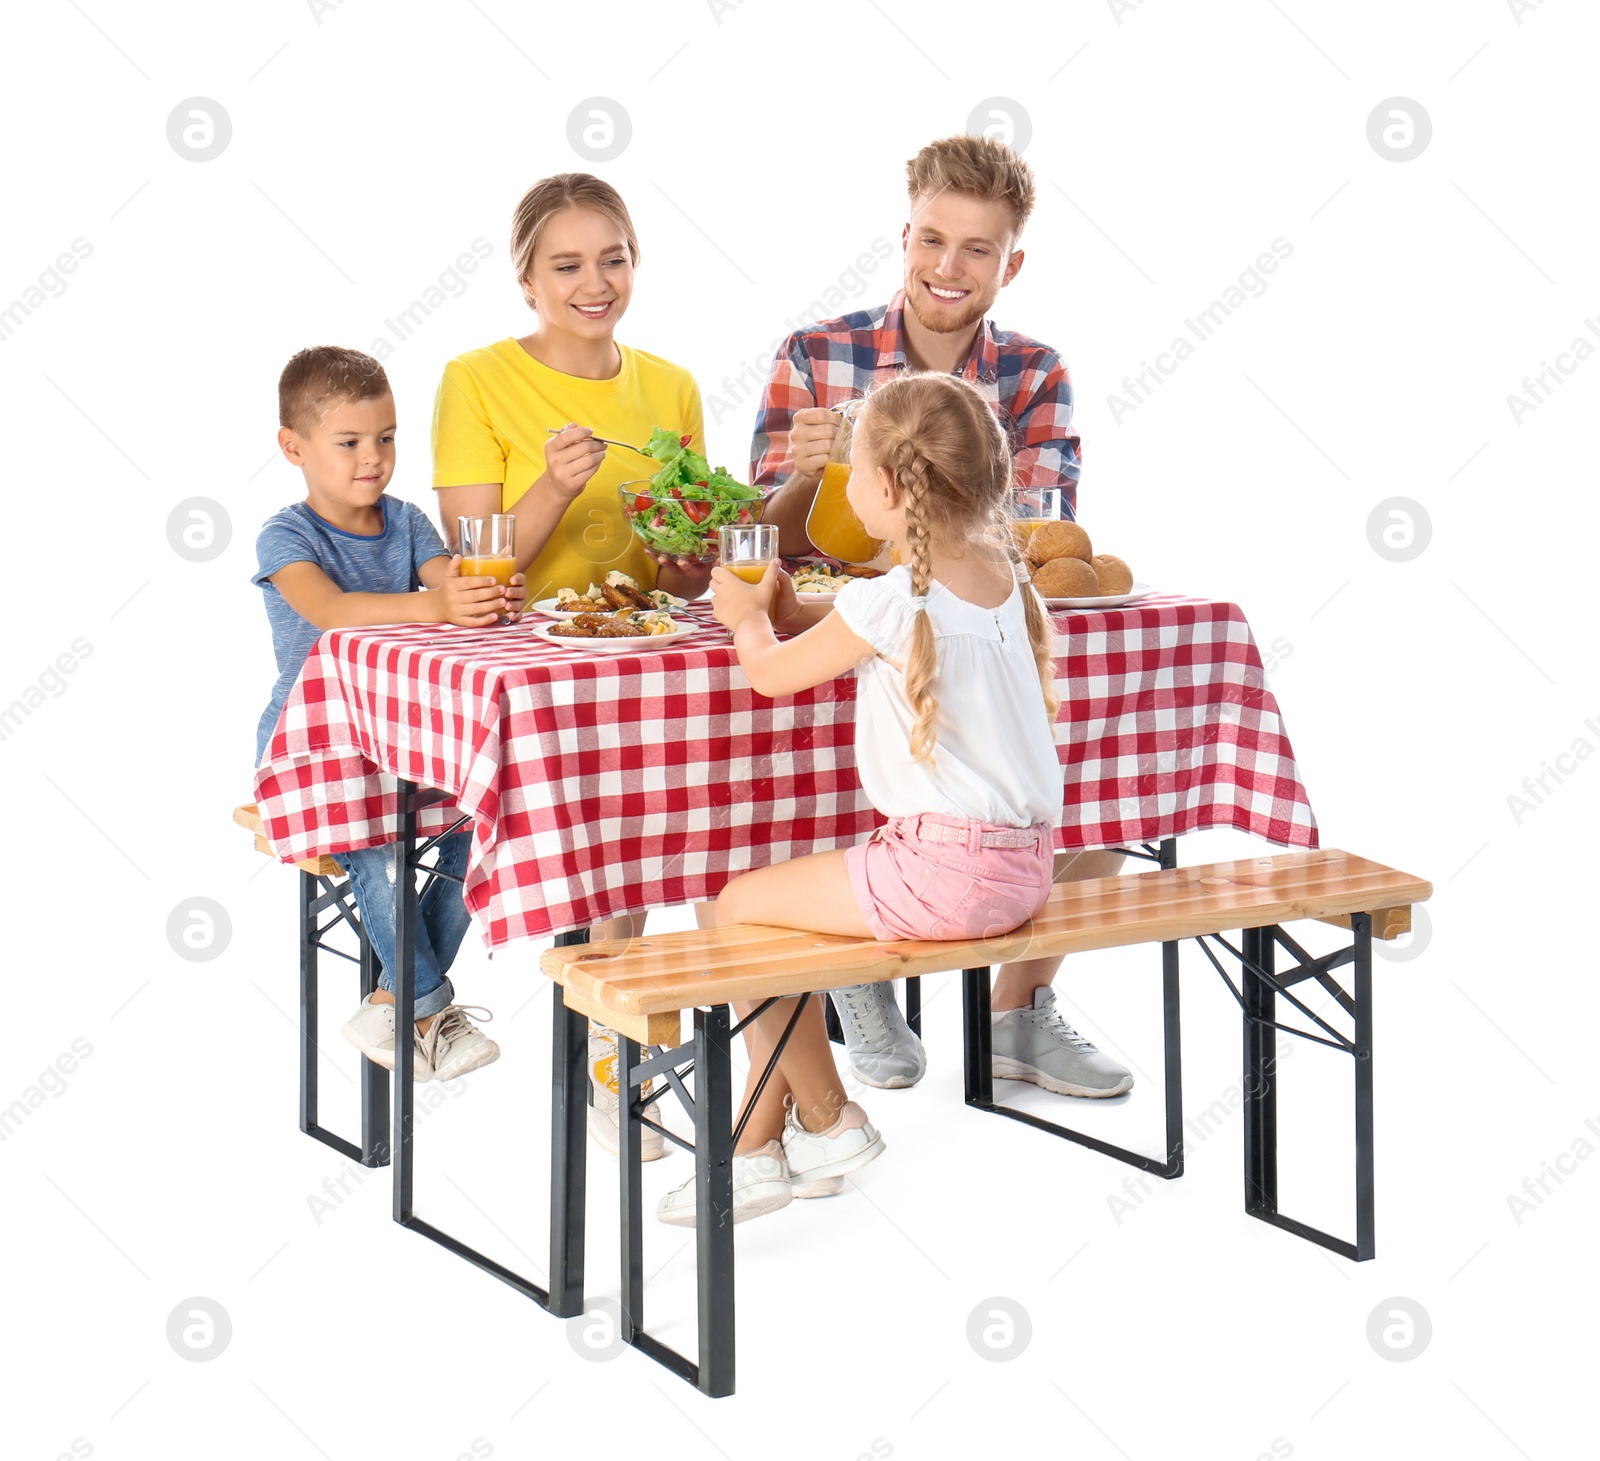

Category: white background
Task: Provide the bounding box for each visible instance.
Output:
[2,1,1595,1457]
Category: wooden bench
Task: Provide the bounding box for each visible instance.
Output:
[541,846,1431,1397]
[233,803,388,1168]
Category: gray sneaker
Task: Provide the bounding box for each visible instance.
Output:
[991,988,1133,1098]
[830,983,927,1089]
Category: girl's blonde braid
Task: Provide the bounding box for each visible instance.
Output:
[898,442,941,764]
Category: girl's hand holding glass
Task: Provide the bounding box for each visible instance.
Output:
[709,563,776,633]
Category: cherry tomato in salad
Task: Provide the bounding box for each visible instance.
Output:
[683,500,712,524]
[634,493,654,514]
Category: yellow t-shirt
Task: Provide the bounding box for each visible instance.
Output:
[431,338,705,602]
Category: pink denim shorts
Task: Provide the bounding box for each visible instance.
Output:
[845,814,1056,942]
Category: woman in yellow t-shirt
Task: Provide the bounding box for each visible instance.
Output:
[432,173,711,606]
[434,174,710,1162]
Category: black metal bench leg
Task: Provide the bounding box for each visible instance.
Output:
[549,935,589,1318]
[904,976,922,1038]
[299,869,320,1141]
[1160,933,1185,1175]
[1353,913,1375,1260]
[962,967,994,1104]
[1242,925,1279,1216]
[618,1032,644,1344]
[694,1005,736,1398]
[1234,915,1376,1261]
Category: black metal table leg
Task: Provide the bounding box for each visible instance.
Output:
[694,1005,736,1398]
[388,779,564,1302]
[358,925,389,1166]
[392,785,419,1223]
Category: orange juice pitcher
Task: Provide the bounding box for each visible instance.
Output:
[805,402,884,563]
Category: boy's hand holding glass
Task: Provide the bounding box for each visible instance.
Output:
[436,557,511,626]
[453,514,523,624]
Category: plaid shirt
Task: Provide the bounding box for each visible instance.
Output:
[750,290,1082,517]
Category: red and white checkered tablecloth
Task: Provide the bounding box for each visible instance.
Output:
[254,594,1317,947]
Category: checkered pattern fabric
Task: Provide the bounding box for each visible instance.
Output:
[254,595,1317,947]
[749,290,1082,513]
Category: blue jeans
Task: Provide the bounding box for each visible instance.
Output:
[341,831,472,1020]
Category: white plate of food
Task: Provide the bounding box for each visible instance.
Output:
[534,573,687,620]
[530,615,693,652]
[791,563,884,604]
[1042,583,1156,610]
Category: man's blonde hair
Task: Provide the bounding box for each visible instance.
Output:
[509,172,640,311]
[906,134,1036,241]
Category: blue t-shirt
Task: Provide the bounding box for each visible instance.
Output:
[253,497,446,761]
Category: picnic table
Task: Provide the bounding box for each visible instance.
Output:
[250,590,1337,1394]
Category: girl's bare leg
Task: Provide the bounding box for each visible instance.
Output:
[716,851,870,1151]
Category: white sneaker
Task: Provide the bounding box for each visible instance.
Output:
[781,1096,884,1197]
[341,994,435,1080]
[655,1139,794,1227]
[830,983,927,1089]
[589,1026,666,1161]
[419,1005,500,1082]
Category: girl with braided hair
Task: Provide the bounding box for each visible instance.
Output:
[653,372,1062,1228]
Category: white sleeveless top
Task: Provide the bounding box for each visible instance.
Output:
[832,566,1063,828]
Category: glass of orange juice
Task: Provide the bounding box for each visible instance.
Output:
[805,400,884,564]
[1009,487,1062,552]
[457,514,516,621]
[718,523,779,584]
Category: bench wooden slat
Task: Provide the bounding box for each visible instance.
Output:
[541,849,1430,1039]
[233,803,344,878]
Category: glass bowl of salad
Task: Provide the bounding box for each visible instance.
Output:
[616,428,767,564]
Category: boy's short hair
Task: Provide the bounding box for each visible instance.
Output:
[278,346,391,436]
[906,134,1037,241]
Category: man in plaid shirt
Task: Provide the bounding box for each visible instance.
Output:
[748,135,1132,1105]
[751,138,1081,550]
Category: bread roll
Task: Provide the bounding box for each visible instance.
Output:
[1092,554,1133,595]
[1025,520,1093,566]
[1031,556,1099,597]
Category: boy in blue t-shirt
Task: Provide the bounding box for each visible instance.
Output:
[254,346,525,1082]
